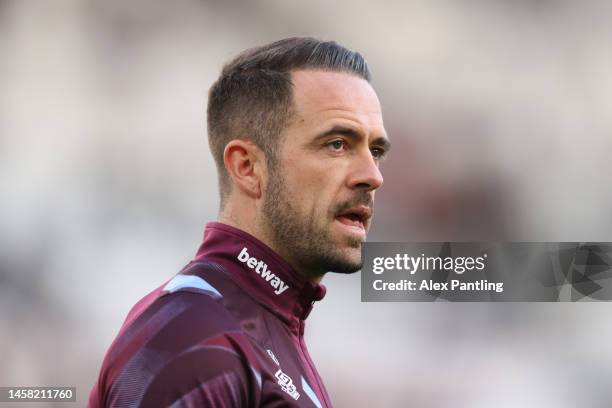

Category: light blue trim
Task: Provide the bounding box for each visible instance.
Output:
[301,376,323,408]
[163,274,222,298]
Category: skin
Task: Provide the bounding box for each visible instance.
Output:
[219,69,390,282]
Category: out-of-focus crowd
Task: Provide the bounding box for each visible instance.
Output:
[1,1,612,406]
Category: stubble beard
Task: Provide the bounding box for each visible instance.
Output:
[262,167,364,276]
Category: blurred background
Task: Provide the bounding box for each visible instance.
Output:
[2,0,612,406]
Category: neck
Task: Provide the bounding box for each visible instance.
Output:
[218,202,324,284]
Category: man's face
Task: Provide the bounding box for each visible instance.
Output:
[262,69,390,276]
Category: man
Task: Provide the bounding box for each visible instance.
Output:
[89,37,390,407]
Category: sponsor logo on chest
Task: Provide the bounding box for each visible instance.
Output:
[275,369,300,400]
[237,247,289,295]
[267,349,323,405]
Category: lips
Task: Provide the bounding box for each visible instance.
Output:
[334,205,372,230]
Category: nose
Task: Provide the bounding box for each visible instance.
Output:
[347,149,384,191]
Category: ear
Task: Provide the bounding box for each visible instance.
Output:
[223,140,265,199]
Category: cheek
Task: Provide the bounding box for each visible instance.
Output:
[280,155,346,217]
[282,174,335,221]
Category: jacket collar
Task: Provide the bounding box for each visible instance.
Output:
[194,222,326,326]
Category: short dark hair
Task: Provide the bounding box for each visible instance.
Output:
[207,37,371,206]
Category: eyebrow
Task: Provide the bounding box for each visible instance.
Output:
[315,125,392,152]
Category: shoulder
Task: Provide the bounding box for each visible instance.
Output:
[157,273,239,334]
[98,279,262,407]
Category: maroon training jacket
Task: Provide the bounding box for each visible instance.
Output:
[89,222,332,407]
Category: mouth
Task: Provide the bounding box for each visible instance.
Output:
[334,205,372,235]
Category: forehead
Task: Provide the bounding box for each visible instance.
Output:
[288,69,385,132]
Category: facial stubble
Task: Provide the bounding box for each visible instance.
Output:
[262,166,364,277]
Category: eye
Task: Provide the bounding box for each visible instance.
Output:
[370,147,386,160]
[326,139,346,152]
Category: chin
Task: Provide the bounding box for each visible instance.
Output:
[328,258,362,274]
[330,246,363,274]
[319,229,365,273]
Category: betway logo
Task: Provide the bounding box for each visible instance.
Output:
[237,247,289,295]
